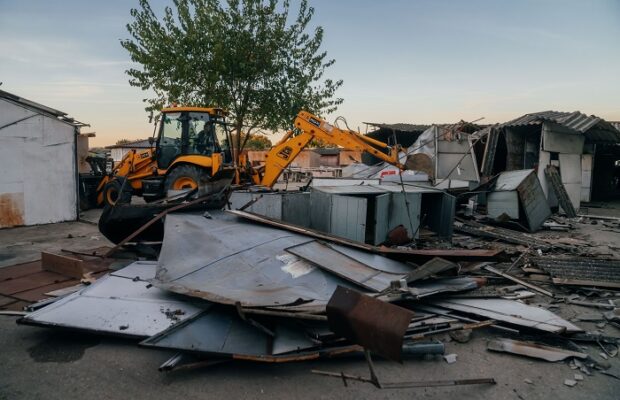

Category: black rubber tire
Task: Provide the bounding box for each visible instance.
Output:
[102,178,133,207]
[165,165,210,192]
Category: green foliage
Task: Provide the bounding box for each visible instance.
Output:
[243,133,272,150]
[115,139,132,145]
[308,138,337,148]
[121,0,343,154]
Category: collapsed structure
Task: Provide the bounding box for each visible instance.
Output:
[2,108,620,390]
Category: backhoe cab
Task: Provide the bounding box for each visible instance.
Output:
[97,106,235,207]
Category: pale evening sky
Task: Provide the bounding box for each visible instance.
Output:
[1,0,619,147]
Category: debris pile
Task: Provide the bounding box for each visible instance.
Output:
[12,198,620,388]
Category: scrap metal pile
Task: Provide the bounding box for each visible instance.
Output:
[15,196,620,388]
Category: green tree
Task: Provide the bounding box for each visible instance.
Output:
[243,133,272,150]
[115,139,132,145]
[121,0,343,160]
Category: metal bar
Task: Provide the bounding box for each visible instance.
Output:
[60,249,106,258]
[239,307,327,321]
[311,370,496,388]
[405,320,494,340]
[228,209,505,261]
[484,265,555,298]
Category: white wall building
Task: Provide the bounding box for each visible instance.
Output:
[106,139,152,164]
[0,90,88,228]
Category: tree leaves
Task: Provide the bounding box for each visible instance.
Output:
[121,0,343,154]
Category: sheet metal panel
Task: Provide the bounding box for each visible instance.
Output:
[328,244,412,273]
[282,192,311,227]
[311,178,380,187]
[19,262,206,338]
[580,154,592,202]
[493,169,534,191]
[542,123,585,153]
[330,195,367,243]
[517,172,551,231]
[286,241,407,291]
[309,190,332,232]
[389,193,421,239]
[487,191,519,219]
[430,298,582,333]
[140,307,321,357]
[422,192,455,239]
[0,99,76,227]
[559,153,582,209]
[154,213,354,309]
[373,193,390,245]
[228,191,283,220]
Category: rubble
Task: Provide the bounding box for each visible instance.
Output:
[4,116,620,395]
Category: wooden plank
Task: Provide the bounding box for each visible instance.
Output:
[41,252,85,279]
[0,295,18,307]
[12,280,80,302]
[0,261,43,282]
[551,277,620,289]
[0,271,72,295]
[484,265,555,298]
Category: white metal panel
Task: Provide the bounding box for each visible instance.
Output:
[373,193,390,245]
[436,153,478,181]
[580,154,593,202]
[389,193,421,239]
[329,195,367,243]
[559,153,582,210]
[487,191,519,219]
[542,124,585,154]
[0,102,77,226]
[311,178,380,187]
[0,98,37,132]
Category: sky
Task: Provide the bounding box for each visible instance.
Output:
[1,0,619,147]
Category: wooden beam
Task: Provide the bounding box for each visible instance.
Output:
[41,252,85,279]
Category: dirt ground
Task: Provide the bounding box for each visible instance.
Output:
[1,206,619,399]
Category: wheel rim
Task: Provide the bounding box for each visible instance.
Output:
[106,188,118,205]
[171,176,198,190]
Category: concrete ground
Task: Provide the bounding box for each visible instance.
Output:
[0,208,109,268]
[1,205,619,399]
[1,318,618,400]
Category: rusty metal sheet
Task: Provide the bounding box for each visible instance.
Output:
[326,286,415,362]
[0,192,24,228]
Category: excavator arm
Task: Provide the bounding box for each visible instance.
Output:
[255,111,405,187]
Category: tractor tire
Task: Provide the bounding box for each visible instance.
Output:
[102,178,132,207]
[165,165,210,193]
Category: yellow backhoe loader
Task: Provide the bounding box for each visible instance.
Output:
[96,106,236,207]
[243,110,405,187]
[97,107,406,207]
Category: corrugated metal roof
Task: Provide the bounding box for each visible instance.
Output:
[364,122,431,132]
[499,111,620,143]
[0,89,89,127]
[105,139,152,149]
[364,121,484,133]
